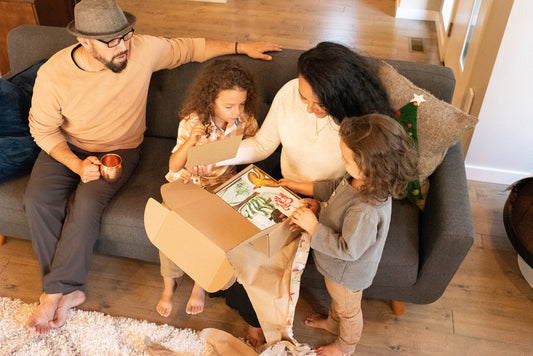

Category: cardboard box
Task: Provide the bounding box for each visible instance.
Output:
[144,165,302,293]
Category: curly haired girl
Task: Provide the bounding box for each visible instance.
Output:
[157,59,258,322]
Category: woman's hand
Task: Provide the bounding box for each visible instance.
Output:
[290,207,319,235]
[279,179,314,196]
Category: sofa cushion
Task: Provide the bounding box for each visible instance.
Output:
[371,199,419,287]
[0,174,31,239]
[0,61,44,182]
[0,136,41,183]
[378,61,478,183]
[0,78,28,137]
[0,59,45,137]
[0,60,45,182]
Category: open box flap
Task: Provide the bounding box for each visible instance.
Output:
[161,180,260,252]
[244,219,300,258]
[144,198,234,292]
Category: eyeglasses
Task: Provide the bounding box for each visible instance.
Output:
[97,29,134,48]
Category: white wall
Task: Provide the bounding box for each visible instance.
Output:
[465,0,533,184]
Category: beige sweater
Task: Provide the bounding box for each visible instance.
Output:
[29,35,206,154]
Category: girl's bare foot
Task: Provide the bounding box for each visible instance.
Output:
[27,293,62,335]
[305,313,329,330]
[305,313,339,335]
[316,343,347,356]
[185,282,205,315]
[246,325,265,348]
[49,290,86,329]
[156,277,176,317]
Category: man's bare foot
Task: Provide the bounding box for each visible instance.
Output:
[185,282,205,315]
[246,325,265,348]
[316,343,346,356]
[27,293,62,336]
[156,277,177,317]
[49,290,86,329]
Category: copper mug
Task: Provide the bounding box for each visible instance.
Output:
[99,153,122,182]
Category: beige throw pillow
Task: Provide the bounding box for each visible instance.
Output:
[378,61,478,183]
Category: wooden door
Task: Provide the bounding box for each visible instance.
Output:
[443,0,514,154]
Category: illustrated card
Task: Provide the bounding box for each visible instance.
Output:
[214,165,303,230]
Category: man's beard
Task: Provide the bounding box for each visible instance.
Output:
[95,51,128,73]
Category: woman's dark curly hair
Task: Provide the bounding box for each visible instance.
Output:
[180,59,258,126]
[339,114,418,203]
[298,42,395,124]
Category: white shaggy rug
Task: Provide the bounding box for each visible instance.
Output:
[0,297,215,355]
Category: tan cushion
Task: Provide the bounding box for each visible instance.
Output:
[378,61,478,183]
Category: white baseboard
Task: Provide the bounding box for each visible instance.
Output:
[465,164,532,185]
[395,8,439,22]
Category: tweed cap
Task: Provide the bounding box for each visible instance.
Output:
[67,0,136,40]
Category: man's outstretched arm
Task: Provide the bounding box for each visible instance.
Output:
[204,39,282,61]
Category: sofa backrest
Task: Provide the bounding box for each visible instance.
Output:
[7,24,456,140]
[144,50,302,138]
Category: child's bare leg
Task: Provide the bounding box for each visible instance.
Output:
[157,277,176,317]
[185,282,205,315]
[246,325,265,348]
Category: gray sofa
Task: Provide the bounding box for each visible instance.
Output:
[0,24,474,311]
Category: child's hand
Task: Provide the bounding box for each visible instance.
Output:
[186,122,206,146]
[291,207,319,235]
[181,164,214,185]
[301,198,320,216]
[189,164,213,178]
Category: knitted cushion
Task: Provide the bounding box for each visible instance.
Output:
[378,61,478,183]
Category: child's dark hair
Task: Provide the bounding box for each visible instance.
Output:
[339,114,418,203]
[180,59,258,126]
[297,42,395,124]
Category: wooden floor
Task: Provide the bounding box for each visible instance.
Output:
[120,0,441,64]
[2,181,532,354]
[2,0,532,354]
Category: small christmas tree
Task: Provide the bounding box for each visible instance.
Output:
[395,94,425,202]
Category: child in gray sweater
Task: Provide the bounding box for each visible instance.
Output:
[281,113,418,355]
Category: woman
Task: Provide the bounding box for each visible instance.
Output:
[214,42,395,348]
[219,41,395,182]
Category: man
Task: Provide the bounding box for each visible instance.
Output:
[24,0,281,336]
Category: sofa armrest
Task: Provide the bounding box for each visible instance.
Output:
[415,141,474,303]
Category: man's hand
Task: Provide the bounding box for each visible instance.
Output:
[238,42,282,61]
[78,156,101,183]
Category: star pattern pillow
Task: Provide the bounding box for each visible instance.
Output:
[378,61,478,183]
